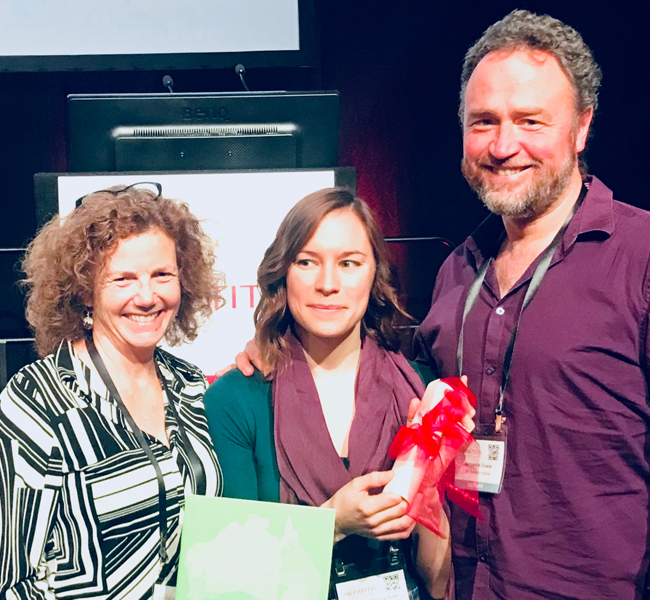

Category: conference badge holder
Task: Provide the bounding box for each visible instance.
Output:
[454,422,507,495]
[332,544,419,600]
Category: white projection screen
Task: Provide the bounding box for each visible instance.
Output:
[0,0,315,71]
[38,169,354,376]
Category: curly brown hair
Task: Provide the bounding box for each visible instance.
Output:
[255,188,410,373]
[23,185,221,357]
[460,10,601,118]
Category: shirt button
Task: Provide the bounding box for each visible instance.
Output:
[479,554,488,563]
[495,307,505,315]
[485,366,495,375]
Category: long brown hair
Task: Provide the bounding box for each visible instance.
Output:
[254,188,410,374]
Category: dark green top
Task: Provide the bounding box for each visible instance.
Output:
[203,361,435,502]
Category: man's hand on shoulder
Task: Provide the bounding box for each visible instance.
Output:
[213,363,236,379]
[213,339,271,379]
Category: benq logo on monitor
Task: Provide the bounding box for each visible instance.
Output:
[181,107,231,122]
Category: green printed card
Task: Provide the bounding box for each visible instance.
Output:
[176,495,335,600]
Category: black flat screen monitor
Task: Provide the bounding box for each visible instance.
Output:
[67,91,339,172]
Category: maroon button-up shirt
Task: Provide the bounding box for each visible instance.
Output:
[415,176,650,600]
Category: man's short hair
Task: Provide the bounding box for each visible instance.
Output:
[459,9,602,120]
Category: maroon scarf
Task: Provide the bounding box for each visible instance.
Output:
[273,332,426,506]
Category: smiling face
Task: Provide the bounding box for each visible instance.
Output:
[286,208,376,348]
[461,49,593,220]
[91,228,181,360]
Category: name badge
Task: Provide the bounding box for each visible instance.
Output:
[336,569,410,600]
[455,423,507,494]
[152,584,176,600]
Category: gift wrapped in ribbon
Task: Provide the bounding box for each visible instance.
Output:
[385,377,481,536]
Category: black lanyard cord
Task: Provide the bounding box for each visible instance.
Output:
[457,186,587,425]
[154,361,207,497]
[85,334,207,564]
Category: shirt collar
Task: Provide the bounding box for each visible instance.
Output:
[55,340,188,408]
[562,175,615,247]
[54,341,123,423]
[53,340,97,399]
[465,174,616,270]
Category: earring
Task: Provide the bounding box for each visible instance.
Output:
[83,307,94,330]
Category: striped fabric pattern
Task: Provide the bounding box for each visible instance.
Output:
[0,342,222,599]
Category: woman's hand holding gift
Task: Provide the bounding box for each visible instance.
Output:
[321,470,416,543]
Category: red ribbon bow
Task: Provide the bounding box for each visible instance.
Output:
[389,377,482,535]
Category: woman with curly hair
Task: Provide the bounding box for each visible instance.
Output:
[0,183,223,599]
[204,188,455,599]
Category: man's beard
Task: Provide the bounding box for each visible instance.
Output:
[461,153,576,221]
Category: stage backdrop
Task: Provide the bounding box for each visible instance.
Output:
[35,168,354,375]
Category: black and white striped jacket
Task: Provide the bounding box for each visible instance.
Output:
[0,341,222,599]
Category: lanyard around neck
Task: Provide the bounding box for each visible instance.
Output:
[456,186,586,431]
[85,334,207,564]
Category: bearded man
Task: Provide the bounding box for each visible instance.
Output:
[414,9,650,600]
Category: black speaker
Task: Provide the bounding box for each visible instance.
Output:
[0,339,38,390]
